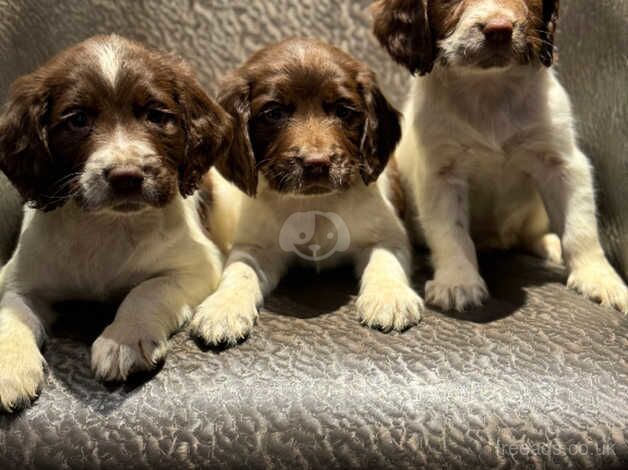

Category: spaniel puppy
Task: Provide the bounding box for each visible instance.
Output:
[190,38,424,346]
[372,0,628,312]
[0,35,236,411]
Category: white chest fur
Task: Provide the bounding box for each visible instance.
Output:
[234,180,406,270]
[417,66,550,158]
[2,195,213,302]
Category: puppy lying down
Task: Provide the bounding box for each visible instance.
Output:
[190,38,425,347]
[0,35,238,411]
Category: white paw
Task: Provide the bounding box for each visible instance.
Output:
[0,339,45,412]
[357,284,424,332]
[568,262,628,314]
[91,324,169,382]
[190,290,258,347]
[426,270,489,312]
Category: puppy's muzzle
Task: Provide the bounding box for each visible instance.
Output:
[481,17,514,45]
[471,15,517,68]
[104,165,145,196]
[101,163,157,212]
[300,153,332,178]
[298,152,336,192]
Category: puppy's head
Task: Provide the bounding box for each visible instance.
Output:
[0,35,231,213]
[216,38,401,197]
[372,0,559,74]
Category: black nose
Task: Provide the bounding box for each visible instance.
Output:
[483,17,514,44]
[301,154,331,175]
[104,165,145,194]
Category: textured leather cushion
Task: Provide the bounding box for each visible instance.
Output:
[0,1,627,469]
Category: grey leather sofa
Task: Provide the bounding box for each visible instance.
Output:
[0,1,626,469]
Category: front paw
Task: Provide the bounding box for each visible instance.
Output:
[190,291,258,347]
[568,263,628,314]
[425,271,489,312]
[91,325,169,382]
[357,284,424,332]
[0,340,45,412]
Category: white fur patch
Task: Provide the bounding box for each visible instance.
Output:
[95,41,122,87]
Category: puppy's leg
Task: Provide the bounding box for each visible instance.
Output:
[419,165,488,311]
[517,200,563,264]
[190,248,286,347]
[0,292,48,412]
[91,273,211,381]
[355,243,424,332]
[525,233,563,265]
[523,148,628,313]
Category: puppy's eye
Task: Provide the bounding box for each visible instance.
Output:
[146,108,175,126]
[65,111,91,131]
[261,103,290,123]
[330,101,357,121]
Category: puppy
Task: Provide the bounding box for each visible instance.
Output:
[189,38,424,346]
[0,35,236,411]
[372,0,628,312]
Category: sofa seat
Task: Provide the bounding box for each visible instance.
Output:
[1,253,626,469]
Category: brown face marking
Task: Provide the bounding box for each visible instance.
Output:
[0,35,231,212]
[216,38,401,196]
[431,0,554,68]
[247,51,365,194]
[372,0,559,73]
[47,41,187,210]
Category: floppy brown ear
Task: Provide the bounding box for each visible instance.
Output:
[540,0,560,67]
[0,74,62,211]
[215,74,258,197]
[177,71,233,197]
[358,71,402,185]
[371,0,434,75]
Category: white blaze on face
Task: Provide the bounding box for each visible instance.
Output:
[95,39,122,88]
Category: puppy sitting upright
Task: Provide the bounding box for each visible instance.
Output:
[372,0,628,312]
[190,38,424,346]
[0,35,234,411]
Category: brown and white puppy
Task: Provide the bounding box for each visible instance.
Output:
[190,38,424,347]
[372,0,628,312]
[0,35,237,411]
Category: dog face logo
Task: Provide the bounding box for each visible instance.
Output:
[279,211,351,261]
